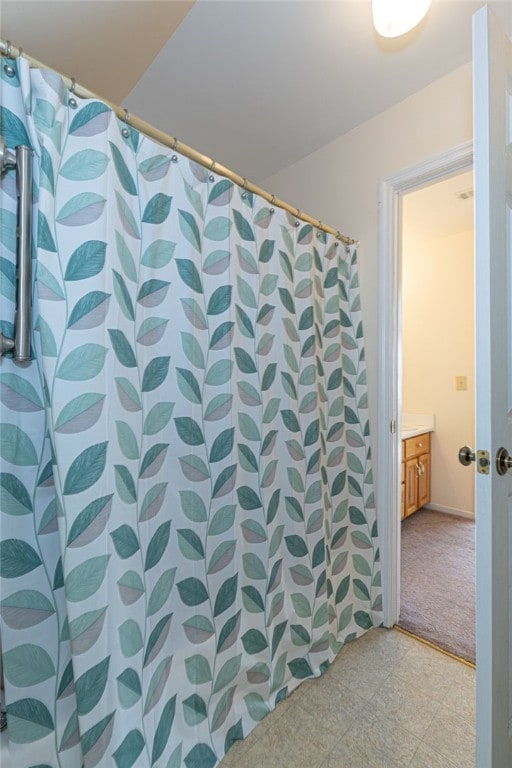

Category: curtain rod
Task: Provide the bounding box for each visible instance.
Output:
[0,39,356,246]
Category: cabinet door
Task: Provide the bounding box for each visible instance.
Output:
[405,458,418,516]
[417,452,431,508]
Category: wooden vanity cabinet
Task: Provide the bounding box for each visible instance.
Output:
[401,432,431,519]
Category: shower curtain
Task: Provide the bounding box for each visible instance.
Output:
[0,57,381,768]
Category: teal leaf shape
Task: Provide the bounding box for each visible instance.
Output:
[178,529,205,561]
[114,465,137,504]
[181,297,207,330]
[145,521,171,571]
[177,368,202,404]
[208,179,234,206]
[142,193,172,224]
[174,416,204,446]
[139,154,171,181]
[65,555,110,601]
[209,321,235,350]
[179,455,210,482]
[40,146,55,193]
[176,258,203,293]
[183,693,207,726]
[237,486,262,510]
[205,360,233,386]
[3,643,55,686]
[111,525,140,559]
[204,393,233,422]
[0,540,42,578]
[116,191,140,239]
[217,611,242,653]
[63,442,108,495]
[69,102,110,135]
[212,464,237,498]
[112,271,135,321]
[178,209,201,252]
[36,211,57,253]
[204,216,231,241]
[144,657,173,715]
[143,615,173,667]
[142,239,176,269]
[207,540,236,574]
[285,534,308,557]
[115,231,137,282]
[209,428,234,463]
[208,505,235,535]
[68,291,111,330]
[207,285,232,315]
[143,402,174,435]
[203,249,230,274]
[142,356,170,391]
[116,421,140,459]
[109,141,137,194]
[117,668,142,709]
[1,211,17,255]
[180,490,207,523]
[151,696,176,765]
[55,393,105,434]
[242,628,268,654]
[213,574,238,618]
[0,473,33,515]
[76,657,110,715]
[38,316,57,357]
[234,347,257,374]
[185,655,212,684]
[6,698,54,744]
[288,658,313,680]
[233,210,255,241]
[259,239,275,263]
[136,317,168,346]
[184,743,216,768]
[0,372,44,412]
[0,424,38,466]
[108,330,137,368]
[139,443,168,478]
[61,149,109,181]
[0,107,31,147]
[115,377,142,411]
[177,577,208,606]
[67,495,113,548]
[147,569,176,616]
[64,241,107,281]
[37,262,65,300]
[182,332,205,369]
[81,712,115,764]
[139,483,167,522]
[113,729,145,768]
[56,192,106,226]
[137,279,170,307]
[211,686,236,732]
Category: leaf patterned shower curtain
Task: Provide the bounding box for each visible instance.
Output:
[0,57,381,768]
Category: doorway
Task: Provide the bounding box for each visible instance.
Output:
[397,171,476,663]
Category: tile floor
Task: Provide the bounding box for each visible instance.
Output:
[219,627,476,768]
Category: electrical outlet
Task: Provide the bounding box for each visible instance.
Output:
[455,376,467,391]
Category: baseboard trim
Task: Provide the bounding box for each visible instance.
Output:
[424,503,474,520]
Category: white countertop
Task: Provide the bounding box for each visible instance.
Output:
[401,425,434,440]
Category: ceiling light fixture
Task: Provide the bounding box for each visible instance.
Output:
[372,0,432,38]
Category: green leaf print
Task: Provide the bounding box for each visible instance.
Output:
[65,555,110,602]
[143,193,172,224]
[6,698,54,744]
[63,442,108,495]
[56,344,107,381]
[0,425,38,466]
[61,149,109,181]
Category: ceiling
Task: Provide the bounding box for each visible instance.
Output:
[0,1,507,183]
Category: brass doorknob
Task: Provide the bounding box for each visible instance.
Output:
[458,446,475,466]
[496,447,512,476]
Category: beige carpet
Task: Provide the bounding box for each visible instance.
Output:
[398,509,475,664]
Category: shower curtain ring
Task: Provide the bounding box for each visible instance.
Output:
[18,46,23,58]
[172,137,179,151]
[241,177,249,199]
[121,109,131,138]
[6,41,12,58]
[210,159,216,172]
[68,78,78,108]
[294,208,301,226]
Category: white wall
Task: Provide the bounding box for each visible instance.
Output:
[262,62,473,495]
[402,228,475,517]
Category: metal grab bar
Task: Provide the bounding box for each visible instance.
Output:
[0,136,32,362]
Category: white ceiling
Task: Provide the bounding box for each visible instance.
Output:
[1,1,509,183]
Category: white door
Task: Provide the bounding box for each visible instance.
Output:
[473,5,512,766]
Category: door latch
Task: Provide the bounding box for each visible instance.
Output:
[458,446,490,474]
